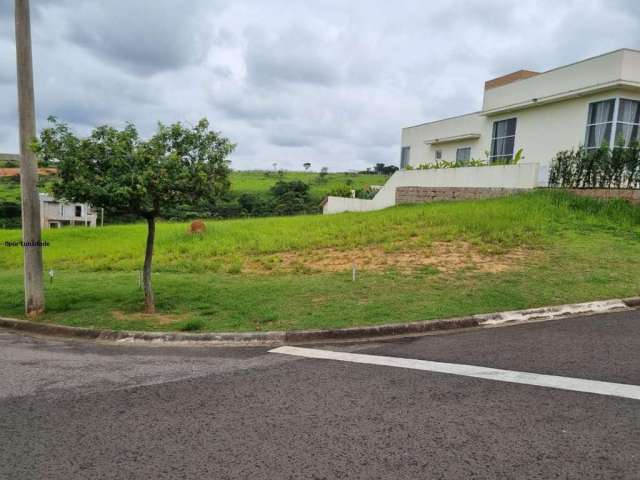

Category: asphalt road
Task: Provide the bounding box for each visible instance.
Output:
[1,310,639,479]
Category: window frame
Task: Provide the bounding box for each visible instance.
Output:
[434,149,442,161]
[400,146,410,169]
[584,98,616,151]
[584,97,640,150]
[455,147,471,164]
[614,98,640,147]
[490,118,517,162]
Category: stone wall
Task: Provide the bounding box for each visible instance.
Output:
[396,187,526,204]
[563,188,640,203]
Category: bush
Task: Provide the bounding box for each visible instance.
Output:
[270,180,312,215]
[328,184,353,198]
[416,159,487,170]
[0,201,21,228]
[548,143,640,189]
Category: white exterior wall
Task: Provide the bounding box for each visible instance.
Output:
[402,49,640,170]
[483,89,640,166]
[39,195,97,228]
[323,164,539,214]
[483,49,640,113]
[402,89,640,169]
[401,113,485,166]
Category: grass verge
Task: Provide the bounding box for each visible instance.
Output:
[1,190,639,332]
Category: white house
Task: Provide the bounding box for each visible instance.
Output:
[323,49,640,214]
[401,48,640,170]
[39,194,97,229]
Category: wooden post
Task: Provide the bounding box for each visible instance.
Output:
[15,0,45,315]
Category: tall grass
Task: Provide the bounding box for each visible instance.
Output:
[2,190,639,274]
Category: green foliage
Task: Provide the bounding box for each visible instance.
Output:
[328,184,353,198]
[416,159,487,170]
[34,117,235,312]
[36,117,234,219]
[3,191,640,331]
[548,143,640,188]
[229,170,386,200]
[0,201,21,228]
[373,163,399,175]
[270,180,312,215]
[328,183,378,200]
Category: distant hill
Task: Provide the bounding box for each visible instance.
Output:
[0,170,391,226]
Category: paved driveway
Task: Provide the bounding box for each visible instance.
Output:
[1,310,639,479]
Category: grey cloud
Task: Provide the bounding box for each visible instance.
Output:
[63,0,219,76]
[244,27,340,87]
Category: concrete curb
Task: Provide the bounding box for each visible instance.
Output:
[0,297,637,346]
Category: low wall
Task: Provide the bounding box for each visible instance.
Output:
[564,188,640,203]
[396,187,526,204]
[323,163,540,214]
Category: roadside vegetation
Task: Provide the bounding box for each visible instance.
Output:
[0,170,389,226]
[1,190,640,332]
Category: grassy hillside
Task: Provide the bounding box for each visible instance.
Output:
[229,170,387,200]
[0,170,388,202]
[0,178,21,202]
[0,170,388,223]
[1,190,640,332]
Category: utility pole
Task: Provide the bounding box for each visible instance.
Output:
[15,0,44,315]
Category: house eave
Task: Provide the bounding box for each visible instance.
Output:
[481,80,640,116]
[423,133,481,145]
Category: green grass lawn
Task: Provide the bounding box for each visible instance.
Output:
[229,170,387,201]
[0,178,21,202]
[1,190,640,332]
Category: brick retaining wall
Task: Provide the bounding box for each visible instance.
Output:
[395,187,526,204]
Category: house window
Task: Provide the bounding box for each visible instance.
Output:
[75,205,82,217]
[585,99,615,150]
[435,149,442,160]
[490,118,517,162]
[400,146,410,168]
[615,99,640,147]
[456,147,471,163]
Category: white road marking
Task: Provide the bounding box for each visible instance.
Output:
[269,346,640,401]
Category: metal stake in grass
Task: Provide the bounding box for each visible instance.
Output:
[352,261,356,282]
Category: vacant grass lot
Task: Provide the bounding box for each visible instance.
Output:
[1,191,639,332]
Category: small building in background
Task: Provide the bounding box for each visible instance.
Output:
[39,193,97,228]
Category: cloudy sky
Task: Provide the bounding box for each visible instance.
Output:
[1,0,639,171]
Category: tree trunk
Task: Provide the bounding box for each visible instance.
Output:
[143,216,155,314]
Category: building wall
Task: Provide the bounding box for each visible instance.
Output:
[482,49,640,112]
[401,89,640,169]
[396,187,525,204]
[40,199,97,228]
[401,112,485,166]
[323,164,539,214]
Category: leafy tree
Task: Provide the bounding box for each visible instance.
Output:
[36,117,235,313]
[270,180,310,215]
[373,163,399,175]
[238,193,268,216]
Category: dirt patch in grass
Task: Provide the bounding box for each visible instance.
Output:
[246,242,532,275]
[112,310,189,325]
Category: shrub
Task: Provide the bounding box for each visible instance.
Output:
[270,180,312,215]
[328,184,353,198]
[548,142,640,189]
